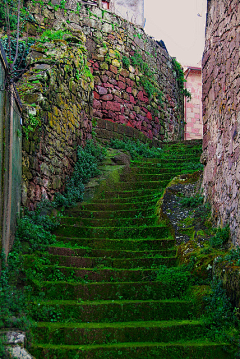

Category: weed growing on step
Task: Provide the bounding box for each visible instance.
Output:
[54,140,106,208]
[109,137,163,159]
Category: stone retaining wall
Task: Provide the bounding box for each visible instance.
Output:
[28,0,184,143]
[202,0,240,244]
[18,29,93,208]
[21,0,185,207]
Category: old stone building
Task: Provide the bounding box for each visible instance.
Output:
[184,64,203,140]
[89,0,145,27]
[202,0,240,243]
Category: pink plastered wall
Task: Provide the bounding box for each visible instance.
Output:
[184,68,203,140]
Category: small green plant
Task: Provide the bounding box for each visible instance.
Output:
[53,140,106,208]
[122,56,130,69]
[109,137,163,159]
[209,225,230,248]
[156,265,191,297]
[172,58,191,100]
[180,195,204,208]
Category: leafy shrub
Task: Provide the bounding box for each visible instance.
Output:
[53,140,106,208]
[156,265,191,298]
[16,216,57,253]
[122,55,130,69]
[209,225,230,248]
[1,37,35,78]
[224,246,240,265]
[109,137,163,160]
[203,278,236,333]
[39,29,71,42]
[180,195,204,208]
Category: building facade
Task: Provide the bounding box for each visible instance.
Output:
[184,66,203,140]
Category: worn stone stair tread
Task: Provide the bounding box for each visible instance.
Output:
[55,236,175,250]
[54,225,170,240]
[73,198,160,208]
[33,298,192,305]
[33,320,206,346]
[35,319,203,329]
[31,339,229,349]
[59,216,158,227]
[48,246,176,258]
[30,265,160,283]
[42,255,176,269]
[32,280,184,300]
[65,209,155,219]
[93,194,162,203]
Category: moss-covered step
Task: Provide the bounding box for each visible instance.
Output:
[91,192,163,204]
[98,188,162,199]
[31,280,186,301]
[60,216,158,227]
[33,320,206,346]
[32,253,176,269]
[122,173,175,182]
[29,340,232,359]
[54,225,170,239]
[30,299,195,323]
[65,208,155,219]
[110,180,169,191]
[48,246,176,259]
[71,200,158,212]
[27,265,159,283]
[131,157,200,166]
[54,236,175,251]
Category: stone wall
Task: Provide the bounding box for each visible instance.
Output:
[28,1,184,143]
[202,0,240,244]
[18,29,93,208]
[21,0,184,207]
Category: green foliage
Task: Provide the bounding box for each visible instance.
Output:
[0,0,18,30]
[39,29,70,43]
[122,55,130,69]
[203,278,237,337]
[23,113,41,140]
[1,37,35,77]
[209,225,230,248]
[223,247,240,266]
[109,137,163,160]
[0,250,33,333]
[16,215,57,253]
[180,195,204,208]
[156,265,191,297]
[172,58,191,100]
[54,140,106,208]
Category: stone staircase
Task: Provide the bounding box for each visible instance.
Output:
[25,142,232,358]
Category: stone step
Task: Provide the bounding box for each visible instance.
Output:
[54,225,170,240]
[32,280,186,301]
[60,216,158,227]
[65,208,155,219]
[29,340,231,359]
[33,320,205,346]
[55,236,175,251]
[48,246,176,259]
[71,200,157,212]
[112,180,169,191]
[93,192,163,204]
[28,265,160,283]
[122,173,174,182]
[38,254,176,269]
[30,299,195,323]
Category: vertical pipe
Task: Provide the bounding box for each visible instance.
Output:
[4,82,13,259]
